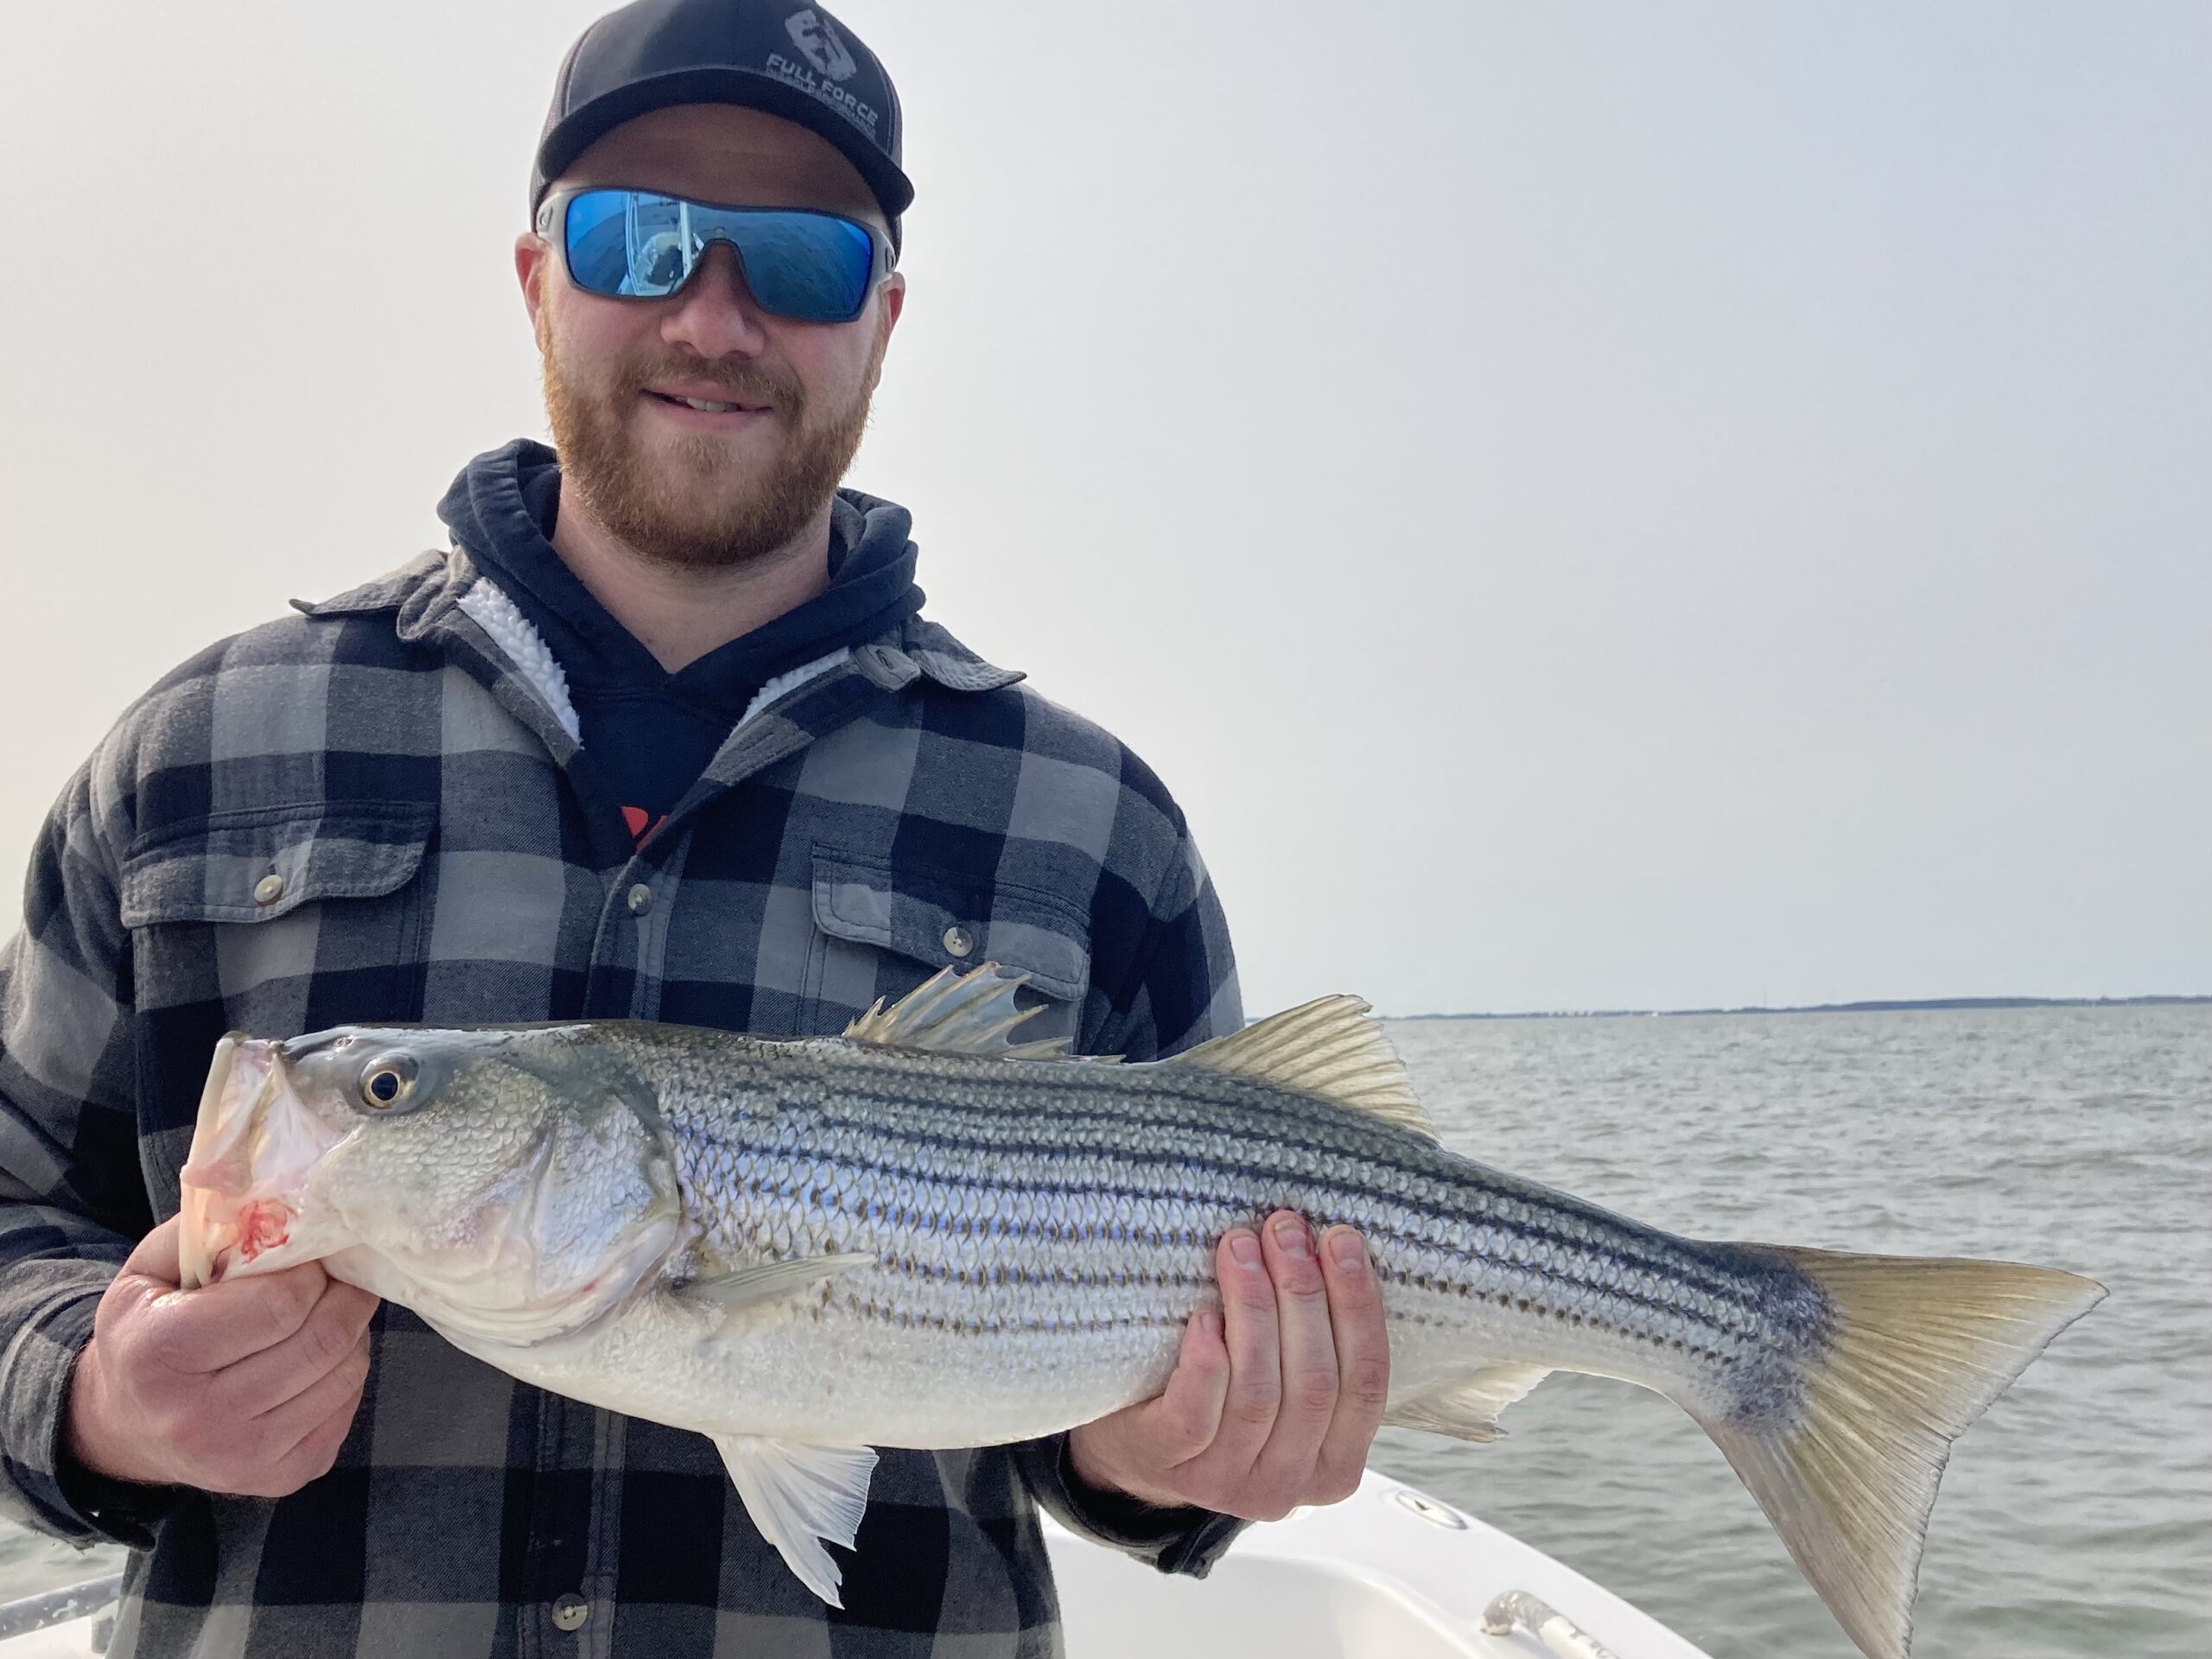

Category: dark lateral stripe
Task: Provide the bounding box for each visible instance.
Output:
[861,1256,1217,1296]
[684,1050,1745,1298]
[836,1294,1192,1340]
[685,1148,1764,1344]
[687,1046,1434,1155]
[684,1138,1762,1336]
[680,1072,1741,1295]
[675,1094,1753,1306]
[846,1250,1732,1358]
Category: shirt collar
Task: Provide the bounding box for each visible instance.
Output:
[294,550,1023,714]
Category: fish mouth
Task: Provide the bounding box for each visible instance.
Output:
[177,1033,346,1288]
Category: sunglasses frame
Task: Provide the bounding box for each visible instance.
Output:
[535,184,897,322]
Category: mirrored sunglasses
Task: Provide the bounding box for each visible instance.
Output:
[537,187,893,324]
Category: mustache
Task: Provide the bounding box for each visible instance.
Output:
[620,355,804,412]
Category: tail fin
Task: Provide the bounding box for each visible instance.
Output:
[1690,1248,2103,1659]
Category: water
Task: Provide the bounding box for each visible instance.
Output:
[2,1006,2206,1656]
[1368,1005,2212,1659]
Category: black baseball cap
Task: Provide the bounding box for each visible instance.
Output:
[531,0,913,248]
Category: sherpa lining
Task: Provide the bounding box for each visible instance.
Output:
[458,580,582,742]
[459,579,852,746]
[738,649,852,728]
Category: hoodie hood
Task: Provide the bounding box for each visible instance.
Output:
[435,440,928,837]
[435,439,925,724]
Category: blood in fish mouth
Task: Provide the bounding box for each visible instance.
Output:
[236,1199,294,1262]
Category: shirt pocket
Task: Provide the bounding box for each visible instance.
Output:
[119,801,436,1030]
[804,846,1091,1048]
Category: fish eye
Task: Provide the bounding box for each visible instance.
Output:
[360,1054,419,1112]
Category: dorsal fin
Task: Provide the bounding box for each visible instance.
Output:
[842,963,1073,1058]
[1167,996,1435,1138]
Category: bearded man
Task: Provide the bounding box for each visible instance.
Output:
[0,1,1390,1653]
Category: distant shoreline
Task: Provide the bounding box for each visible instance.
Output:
[1391,994,2212,1022]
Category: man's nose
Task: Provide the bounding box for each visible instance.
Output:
[658,240,771,359]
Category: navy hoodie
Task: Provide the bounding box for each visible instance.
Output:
[438,440,925,842]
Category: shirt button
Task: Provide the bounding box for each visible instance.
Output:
[942,925,975,959]
[550,1592,590,1632]
[251,873,285,906]
[626,883,654,918]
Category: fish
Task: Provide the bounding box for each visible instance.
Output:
[175,964,2102,1659]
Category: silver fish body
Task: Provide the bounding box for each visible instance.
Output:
[499,1023,1802,1451]
[176,967,2102,1659]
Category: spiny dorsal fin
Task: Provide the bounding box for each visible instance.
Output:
[1167,996,1435,1138]
[842,963,1072,1059]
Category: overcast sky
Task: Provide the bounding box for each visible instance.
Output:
[1,2,2204,1017]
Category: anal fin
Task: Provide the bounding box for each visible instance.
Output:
[1384,1363,1552,1443]
[714,1435,879,1607]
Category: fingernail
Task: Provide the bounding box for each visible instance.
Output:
[1327,1229,1368,1274]
[1273,1215,1313,1259]
[1228,1231,1262,1268]
[1197,1308,1222,1342]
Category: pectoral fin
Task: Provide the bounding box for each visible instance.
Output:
[714,1435,879,1606]
[676,1252,875,1322]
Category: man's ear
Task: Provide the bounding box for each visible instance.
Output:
[872,270,906,360]
[862,273,906,395]
[517,235,552,331]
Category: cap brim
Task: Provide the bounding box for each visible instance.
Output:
[531,67,914,222]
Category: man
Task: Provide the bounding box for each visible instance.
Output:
[0,1,1389,1653]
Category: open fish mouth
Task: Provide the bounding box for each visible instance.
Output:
[177,1033,346,1288]
[173,1025,683,1340]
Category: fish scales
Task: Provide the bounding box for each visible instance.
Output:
[639,1030,1799,1392]
[176,964,2104,1657]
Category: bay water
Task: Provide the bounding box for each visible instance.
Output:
[1,1004,2204,1656]
[1370,1004,2210,1659]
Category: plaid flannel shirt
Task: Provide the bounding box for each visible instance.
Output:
[0,544,1245,1657]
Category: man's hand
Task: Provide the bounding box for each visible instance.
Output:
[1066,1211,1389,1521]
[64,1216,378,1498]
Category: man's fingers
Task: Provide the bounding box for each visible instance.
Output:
[1311,1226,1390,1503]
[120,1216,183,1287]
[147,1261,332,1374]
[1135,1308,1231,1465]
[1250,1212,1338,1491]
[266,1393,365,1496]
[214,1340,372,1498]
[212,1280,379,1417]
[1202,1227,1282,1476]
[251,1333,372,1459]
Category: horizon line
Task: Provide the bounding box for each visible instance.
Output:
[1386,993,2212,1023]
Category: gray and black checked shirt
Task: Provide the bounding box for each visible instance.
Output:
[0,543,1245,1656]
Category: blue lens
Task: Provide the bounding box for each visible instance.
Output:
[561,191,879,321]
[717,211,875,322]
[562,189,687,297]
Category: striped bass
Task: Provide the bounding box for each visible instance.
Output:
[175,964,2101,1659]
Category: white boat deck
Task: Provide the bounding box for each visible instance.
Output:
[1049,1471,1713,1659]
[0,1471,1713,1658]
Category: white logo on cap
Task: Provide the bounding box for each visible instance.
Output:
[785,10,858,82]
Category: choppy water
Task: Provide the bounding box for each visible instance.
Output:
[1370,1005,2212,1659]
[1,1006,2205,1656]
